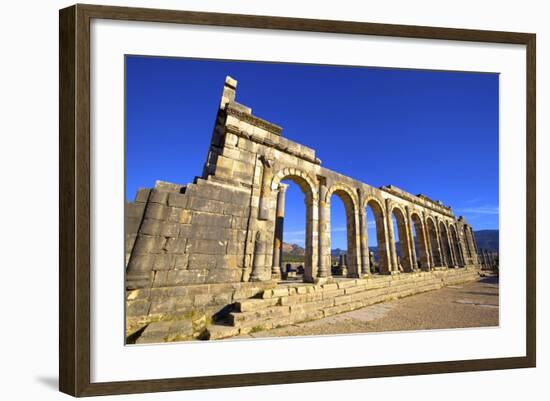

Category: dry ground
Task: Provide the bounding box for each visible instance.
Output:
[239,275,499,339]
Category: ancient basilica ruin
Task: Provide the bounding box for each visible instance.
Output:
[125,77,485,343]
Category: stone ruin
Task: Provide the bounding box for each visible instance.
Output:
[125,76,484,343]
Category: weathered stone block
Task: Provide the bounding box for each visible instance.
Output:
[207,268,242,283]
[127,254,154,272]
[164,238,187,254]
[188,253,219,269]
[132,235,165,255]
[149,190,169,205]
[134,188,151,203]
[140,219,164,236]
[192,213,232,228]
[174,254,189,270]
[126,299,150,317]
[144,203,168,220]
[168,193,188,208]
[179,210,192,224]
[188,197,226,214]
[153,254,175,271]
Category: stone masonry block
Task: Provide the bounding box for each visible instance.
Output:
[134,188,151,203]
[174,254,189,270]
[144,203,168,220]
[127,254,154,272]
[152,254,175,271]
[160,222,179,238]
[168,193,188,208]
[140,219,165,236]
[192,213,232,228]
[165,206,183,223]
[132,235,165,255]
[179,210,192,224]
[188,197,226,214]
[149,190,169,205]
[164,237,187,254]
[188,253,219,269]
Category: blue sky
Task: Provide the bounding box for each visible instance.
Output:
[126,56,499,249]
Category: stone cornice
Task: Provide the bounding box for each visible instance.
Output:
[225,125,321,165]
[380,185,455,218]
[226,105,283,136]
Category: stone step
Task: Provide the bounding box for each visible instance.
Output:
[225,271,479,331]
[206,324,240,340]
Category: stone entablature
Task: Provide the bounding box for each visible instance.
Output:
[125,76,481,292]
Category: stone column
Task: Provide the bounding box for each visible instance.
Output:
[406,206,418,271]
[250,232,266,281]
[422,213,433,269]
[359,206,370,276]
[446,222,457,267]
[435,217,446,267]
[317,182,330,279]
[385,199,399,273]
[271,183,288,279]
[469,227,480,265]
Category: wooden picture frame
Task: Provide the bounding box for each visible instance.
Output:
[59,3,536,397]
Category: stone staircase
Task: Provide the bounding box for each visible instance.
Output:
[206,267,480,340]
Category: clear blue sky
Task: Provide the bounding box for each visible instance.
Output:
[126,56,499,249]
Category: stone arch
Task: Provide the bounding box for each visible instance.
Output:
[325,183,359,209]
[410,212,430,271]
[270,168,318,282]
[390,204,414,272]
[439,221,453,267]
[449,224,464,267]
[271,167,318,202]
[325,183,361,277]
[364,196,391,273]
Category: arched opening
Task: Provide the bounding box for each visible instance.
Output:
[449,225,464,267]
[439,222,453,267]
[411,213,429,271]
[328,189,359,277]
[277,180,305,281]
[391,207,413,272]
[365,198,390,274]
[426,217,441,267]
[271,171,317,283]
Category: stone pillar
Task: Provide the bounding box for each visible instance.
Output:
[359,206,370,276]
[469,227,480,265]
[405,207,418,271]
[271,183,288,279]
[435,217,447,267]
[317,181,331,279]
[257,157,273,220]
[250,232,266,281]
[422,213,433,269]
[446,222,457,267]
[304,194,319,283]
[385,199,399,273]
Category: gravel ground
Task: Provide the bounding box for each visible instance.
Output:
[240,275,499,339]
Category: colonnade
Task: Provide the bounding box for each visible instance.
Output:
[269,175,480,282]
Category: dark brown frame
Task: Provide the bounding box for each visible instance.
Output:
[59,3,536,397]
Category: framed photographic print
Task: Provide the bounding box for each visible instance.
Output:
[59,4,536,397]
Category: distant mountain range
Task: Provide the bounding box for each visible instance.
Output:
[473,229,499,252]
[281,230,499,261]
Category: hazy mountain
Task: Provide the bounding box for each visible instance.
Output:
[282,242,305,256]
[473,230,499,252]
